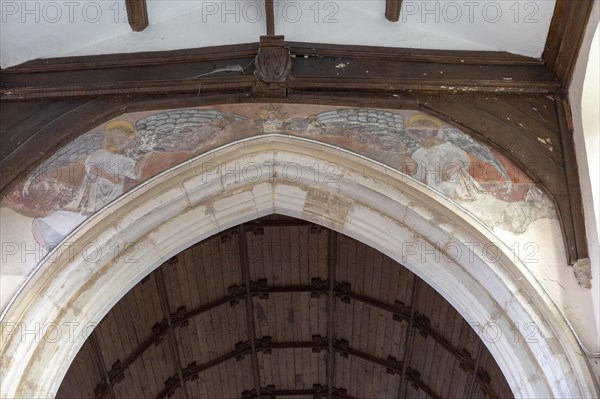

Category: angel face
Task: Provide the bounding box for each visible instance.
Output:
[102,120,135,154]
[405,114,443,148]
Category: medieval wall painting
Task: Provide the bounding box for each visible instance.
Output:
[0,103,560,307]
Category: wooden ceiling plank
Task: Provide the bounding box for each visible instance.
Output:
[431,293,450,396]
[465,340,484,399]
[133,277,166,397]
[405,367,443,399]
[327,230,338,399]
[397,276,418,399]
[155,268,190,399]
[125,0,149,32]
[239,224,263,399]
[89,331,117,399]
[440,301,458,397]
[385,0,402,22]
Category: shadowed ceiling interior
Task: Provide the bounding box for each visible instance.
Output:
[57,215,513,399]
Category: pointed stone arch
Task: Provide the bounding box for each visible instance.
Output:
[0,135,596,398]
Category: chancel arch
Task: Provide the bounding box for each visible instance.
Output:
[0,134,596,398]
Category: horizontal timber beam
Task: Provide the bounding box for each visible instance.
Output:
[0,43,559,101]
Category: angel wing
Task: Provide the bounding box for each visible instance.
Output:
[23,130,105,195]
[309,108,420,153]
[126,109,247,159]
[441,127,511,184]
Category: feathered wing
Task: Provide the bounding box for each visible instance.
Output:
[126,109,247,159]
[23,130,105,195]
[441,127,511,183]
[312,108,421,153]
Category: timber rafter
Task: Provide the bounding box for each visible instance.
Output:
[92,292,492,399]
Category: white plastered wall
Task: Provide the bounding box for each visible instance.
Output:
[0,0,556,68]
[569,1,600,376]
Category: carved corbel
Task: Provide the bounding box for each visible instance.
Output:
[254,35,292,98]
[572,258,592,289]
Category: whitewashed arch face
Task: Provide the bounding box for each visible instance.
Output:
[0,136,597,398]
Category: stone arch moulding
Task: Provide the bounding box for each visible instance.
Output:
[0,135,597,398]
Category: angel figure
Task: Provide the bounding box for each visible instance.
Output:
[67,120,140,213]
[27,109,247,248]
[405,114,511,201]
[285,108,510,202]
[30,120,141,247]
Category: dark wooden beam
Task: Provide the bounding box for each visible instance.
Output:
[327,230,337,399]
[412,312,476,372]
[104,321,169,388]
[255,336,328,352]
[543,0,595,86]
[466,340,484,399]
[154,374,182,399]
[405,367,442,399]
[466,341,498,399]
[289,42,544,65]
[251,280,328,296]
[397,275,418,397]
[154,342,253,399]
[332,387,357,399]
[385,0,402,22]
[125,0,149,32]
[265,0,275,36]
[239,225,263,399]
[89,332,117,399]
[155,268,190,399]
[171,287,245,326]
[555,95,589,263]
[92,279,483,396]
[182,341,252,381]
[0,43,558,101]
[260,385,329,398]
[1,43,260,73]
[335,282,411,319]
[334,339,404,375]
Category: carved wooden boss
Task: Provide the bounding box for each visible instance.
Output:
[254,36,292,97]
[0,1,594,288]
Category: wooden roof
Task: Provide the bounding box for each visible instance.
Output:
[57,215,513,399]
